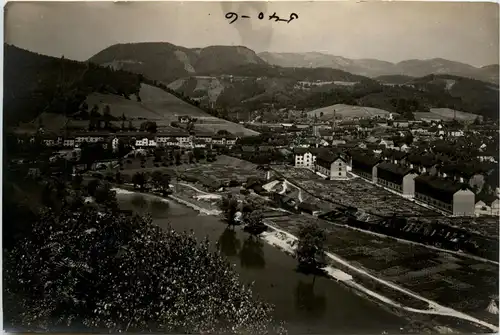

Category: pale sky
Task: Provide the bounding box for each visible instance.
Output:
[5,1,499,67]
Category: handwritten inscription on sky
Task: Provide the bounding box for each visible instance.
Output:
[225,12,299,24]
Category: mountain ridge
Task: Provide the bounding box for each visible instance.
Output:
[258,52,499,84]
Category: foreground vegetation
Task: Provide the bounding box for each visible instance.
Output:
[4,170,284,334]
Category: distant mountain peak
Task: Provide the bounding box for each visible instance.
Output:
[259,51,498,84]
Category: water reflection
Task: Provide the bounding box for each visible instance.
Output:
[295,280,327,319]
[218,228,241,257]
[149,199,170,218]
[126,195,170,218]
[239,236,266,269]
[130,194,148,212]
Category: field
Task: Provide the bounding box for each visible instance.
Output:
[179,155,264,183]
[307,104,394,120]
[271,166,438,217]
[266,214,499,326]
[414,108,480,122]
[84,83,258,136]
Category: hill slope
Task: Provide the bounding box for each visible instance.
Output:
[89,42,267,83]
[89,42,370,84]
[259,52,499,84]
[85,83,259,136]
[4,44,142,126]
[5,45,258,136]
[307,104,394,120]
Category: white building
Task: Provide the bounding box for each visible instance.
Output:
[294,148,320,169]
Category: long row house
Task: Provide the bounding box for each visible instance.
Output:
[294,147,497,217]
[349,152,493,217]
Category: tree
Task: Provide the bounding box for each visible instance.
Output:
[218,194,239,229]
[296,223,327,282]
[72,174,83,190]
[115,171,123,184]
[174,150,182,165]
[94,181,118,210]
[151,171,171,195]
[140,121,157,133]
[132,172,147,190]
[4,200,281,333]
[187,151,195,164]
[87,179,100,197]
[242,210,267,236]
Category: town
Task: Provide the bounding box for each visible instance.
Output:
[11,112,499,218]
[4,2,500,334]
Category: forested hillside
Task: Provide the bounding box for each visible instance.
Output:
[4,44,143,125]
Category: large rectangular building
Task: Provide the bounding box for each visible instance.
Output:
[315,153,348,179]
[414,175,475,216]
[350,153,381,183]
[375,162,418,197]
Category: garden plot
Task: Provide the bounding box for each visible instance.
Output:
[274,166,499,239]
[183,156,263,184]
[265,214,499,325]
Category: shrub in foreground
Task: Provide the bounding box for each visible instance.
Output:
[5,206,284,334]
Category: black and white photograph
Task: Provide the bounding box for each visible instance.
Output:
[3,1,499,334]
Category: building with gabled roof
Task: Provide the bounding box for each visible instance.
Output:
[350,152,382,183]
[315,152,348,179]
[414,175,475,216]
[375,162,418,197]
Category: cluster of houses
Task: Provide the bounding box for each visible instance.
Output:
[29,130,238,150]
[293,147,499,217]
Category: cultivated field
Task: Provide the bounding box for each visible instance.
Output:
[180,155,264,183]
[271,166,438,217]
[307,104,394,120]
[414,108,480,122]
[272,166,499,237]
[266,214,499,326]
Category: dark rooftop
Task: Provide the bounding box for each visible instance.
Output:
[377,162,416,184]
[415,175,471,204]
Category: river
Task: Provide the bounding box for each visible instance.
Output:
[116,191,409,334]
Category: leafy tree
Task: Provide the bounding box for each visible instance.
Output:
[296,223,327,280]
[174,151,182,165]
[115,171,123,184]
[93,181,118,210]
[218,194,239,229]
[140,121,157,133]
[87,179,100,197]
[151,171,171,195]
[132,172,147,191]
[72,174,83,190]
[243,210,267,236]
[187,151,195,164]
[4,201,282,333]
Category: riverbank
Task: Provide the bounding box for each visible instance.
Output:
[111,185,498,333]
